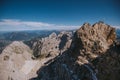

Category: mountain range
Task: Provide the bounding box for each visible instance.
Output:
[0,22,120,80]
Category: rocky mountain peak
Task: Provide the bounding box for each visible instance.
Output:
[71,22,116,59]
[49,32,57,39]
[26,31,73,58]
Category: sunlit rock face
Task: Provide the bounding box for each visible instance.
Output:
[0,41,33,80]
[71,22,116,59]
[32,32,60,58]
[30,31,72,58]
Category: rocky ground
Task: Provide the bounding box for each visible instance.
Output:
[0,22,120,80]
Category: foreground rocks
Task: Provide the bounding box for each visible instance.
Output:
[93,43,120,80]
[0,41,33,80]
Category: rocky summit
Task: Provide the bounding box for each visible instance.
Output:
[71,22,116,60]
[0,22,120,80]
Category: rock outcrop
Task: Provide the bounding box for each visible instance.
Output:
[32,32,60,58]
[0,41,33,80]
[26,31,73,58]
[71,22,116,60]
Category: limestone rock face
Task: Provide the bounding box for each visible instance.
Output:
[0,41,33,80]
[58,31,73,52]
[28,32,72,58]
[32,34,60,58]
[71,22,116,59]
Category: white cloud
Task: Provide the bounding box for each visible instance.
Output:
[0,19,54,27]
[0,19,22,26]
[22,21,54,27]
[113,26,120,29]
[0,19,79,31]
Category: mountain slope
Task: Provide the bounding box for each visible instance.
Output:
[0,41,33,80]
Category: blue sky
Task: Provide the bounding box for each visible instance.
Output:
[0,0,120,31]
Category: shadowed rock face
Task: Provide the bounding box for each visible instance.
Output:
[94,45,120,80]
[71,22,116,59]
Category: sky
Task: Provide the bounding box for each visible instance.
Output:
[0,0,120,31]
